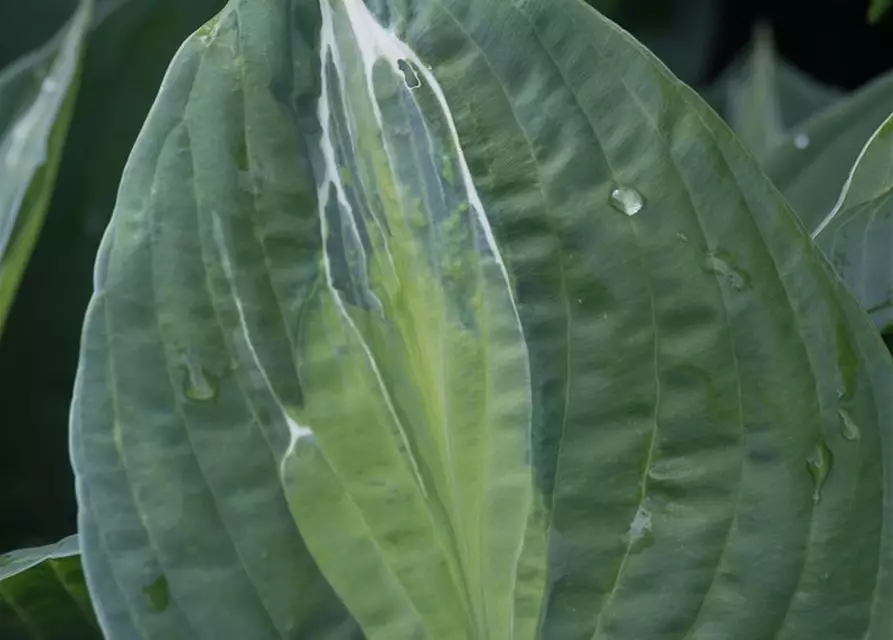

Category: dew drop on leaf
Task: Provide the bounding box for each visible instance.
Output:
[806,437,833,505]
[609,186,645,216]
[794,133,810,150]
[838,408,861,442]
[142,575,169,613]
[625,503,654,553]
[183,362,219,402]
[704,252,750,291]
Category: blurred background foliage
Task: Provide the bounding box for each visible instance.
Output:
[1,0,893,555]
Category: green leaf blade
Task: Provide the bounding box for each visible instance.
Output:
[0,0,92,334]
[0,536,101,639]
[869,0,892,24]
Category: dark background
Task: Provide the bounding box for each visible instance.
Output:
[711,0,893,88]
[1,0,891,553]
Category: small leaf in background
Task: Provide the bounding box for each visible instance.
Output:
[869,0,892,24]
[71,0,893,637]
[762,68,893,232]
[706,23,841,160]
[0,0,91,334]
[823,116,893,217]
[815,112,893,334]
[0,536,100,639]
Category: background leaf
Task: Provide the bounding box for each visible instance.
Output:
[0,536,100,639]
[0,0,91,334]
[761,68,893,231]
[869,0,892,24]
[71,0,893,638]
[815,113,893,333]
[706,24,840,159]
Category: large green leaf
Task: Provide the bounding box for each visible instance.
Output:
[72,0,893,638]
[762,68,893,232]
[815,114,893,333]
[0,0,91,334]
[706,25,840,161]
[0,535,100,639]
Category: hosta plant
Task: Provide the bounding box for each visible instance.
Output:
[5,0,893,638]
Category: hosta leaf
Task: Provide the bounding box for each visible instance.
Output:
[707,24,840,160]
[762,68,893,232]
[0,0,91,334]
[0,535,100,639]
[72,0,893,639]
[69,15,360,637]
[815,113,893,332]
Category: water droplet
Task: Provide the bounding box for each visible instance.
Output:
[838,409,861,441]
[625,503,654,552]
[397,59,421,90]
[704,252,750,291]
[794,133,810,150]
[577,298,583,304]
[806,438,833,505]
[676,232,689,242]
[142,575,169,612]
[609,186,645,216]
[42,77,58,93]
[183,362,219,402]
